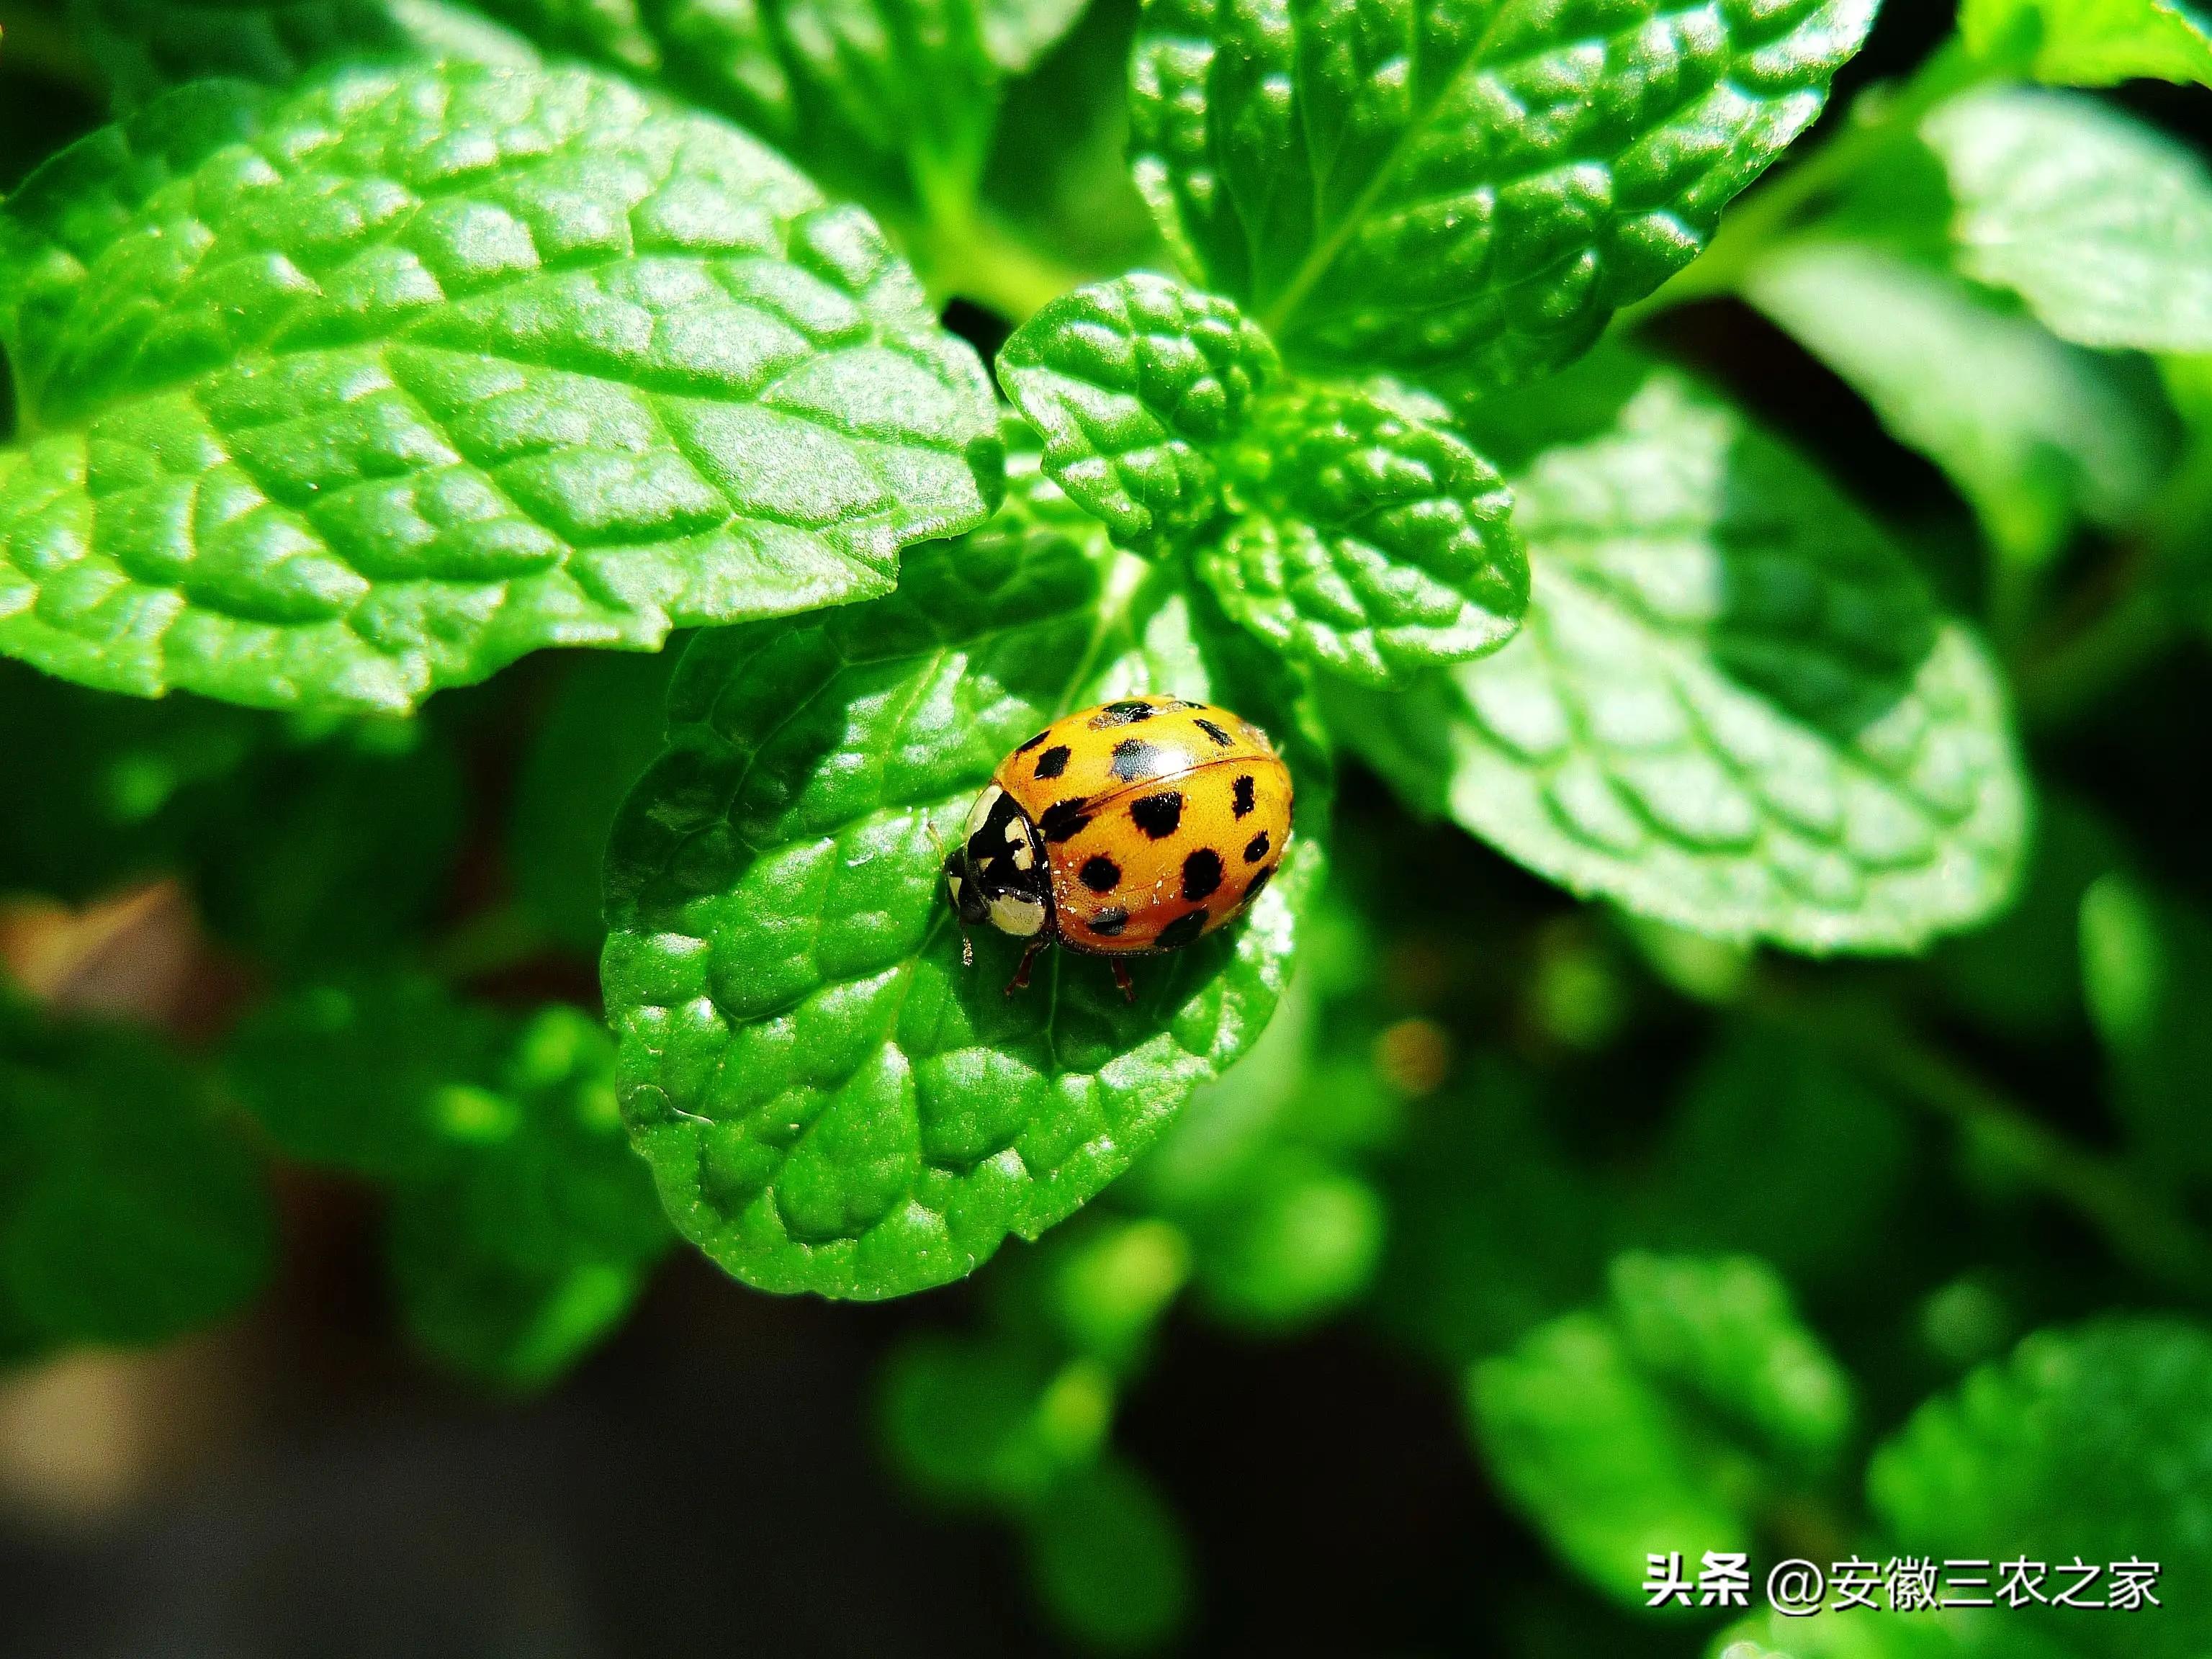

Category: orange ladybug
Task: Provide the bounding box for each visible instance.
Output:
[943,697,1294,999]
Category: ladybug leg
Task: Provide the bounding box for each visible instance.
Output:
[1110,958,1137,1005]
[1004,939,1044,997]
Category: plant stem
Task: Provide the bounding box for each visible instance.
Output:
[912,200,1092,325]
[1751,980,2212,1303]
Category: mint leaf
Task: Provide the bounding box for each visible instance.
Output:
[997,275,1527,685]
[1961,0,2212,88]
[77,0,539,107]
[881,1334,1111,1506]
[601,447,1329,1300]
[1334,360,2027,953]
[196,713,464,974]
[1469,1251,1852,1606]
[1746,242,2177,567]
[1129,0,1876,399]
[0,1000,274,1348]
[387,1194,652,1390]
[1375,1060,1607,1367]
[1870,1318,2212,1659]
[0,63,1002,714]
[230,979,670,1384]
[1637,1024,1910,1292]
[1022,1457,1192,1652]
[1922,88,2212,354]
[463,0,1086,238]
[997,274,1279,547]
[1197,382,1525,685]
[227,973,497,1179]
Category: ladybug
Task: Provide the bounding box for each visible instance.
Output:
[942,697,1294,1000]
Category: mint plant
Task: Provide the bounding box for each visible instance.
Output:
[1,0,2211,1652]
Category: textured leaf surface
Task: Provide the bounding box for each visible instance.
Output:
[76,0,539,108]
[1923,88,2212,354]
[997,274,1278,547]
[1747,242,2177,566]
[1469,1251,1851,1605]
[1129,0,1877,398]
[0,1002,274,1348]
[1871,1319,2212,1659]
[601,451,1328,1300]
[0,63,1002,712]
[1961,0,2212,87]
[1335,362,2027,953]
[1198,382,1525,685]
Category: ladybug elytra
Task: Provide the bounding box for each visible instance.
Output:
[943,697,1294,999]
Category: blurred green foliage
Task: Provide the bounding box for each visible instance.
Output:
[0,1,2207,1654]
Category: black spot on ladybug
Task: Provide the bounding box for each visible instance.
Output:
[1193,716,1234,747]
[1128,791,1183,840]
[1039,799,1092,842]
[1244,830,1270,863]
[1089,700,1155,727]
[1154,909,1210,951]
[1034,744,1071,780]
[1231,774,1256,817]
[1182,848,1223,902]
[1079,855,1121,892]
[1110,737,1166,781]
[1241,865,1275,907]
[1087,907,1130,937]
[1015,729,1051,754]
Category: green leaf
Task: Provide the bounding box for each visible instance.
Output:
[1469,1251,1852,1606]
[1332,359,2028,953]
[1746,242,2177,566]
[0,63,1002,714]
[881,1334,1113,1505]
[1021,1457,1192,1653]
[75,0,540,109]
[1960,0,2212,89]
[996,273,1279,547]
[461,0,1089,235]
[1922,87,2212,354]
[1185,1151,1383,1328]
[387,1192,651,1390]
[0,662,462,974]
[1635,1023,1910,1293]
[1934,792,2126,1038]
[230,979,670,1384]
[194,713,465,974]
[1374,1059,1607,1366]
[1870,1318,2212,1659]
[0,657,270,899]
[227,973,499,1179]
[2078,874,2212,1187]
[511,645,681,953]
[0,1001,274,1348]
[600,448,1329,1300]
[1196,382,1526,686]
[1128,0,1877,400]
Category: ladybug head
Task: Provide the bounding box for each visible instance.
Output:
[945,784,1051,939]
